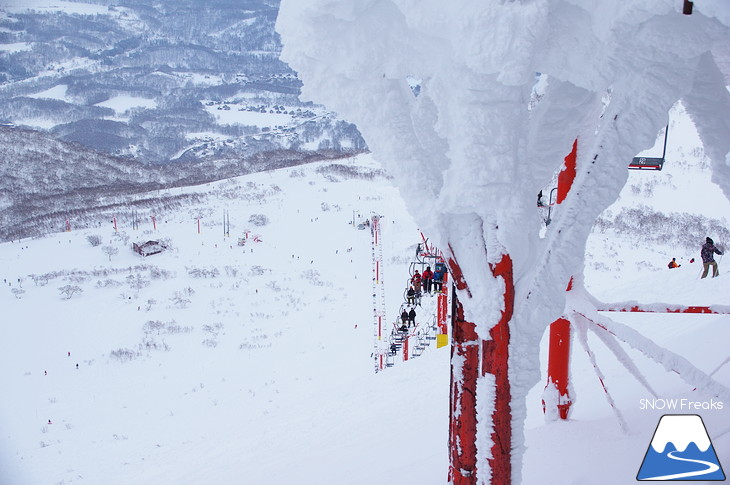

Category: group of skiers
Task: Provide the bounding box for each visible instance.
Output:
[667,236,724,279]
[400,307,417,328]
[409,265,446,295]
[398,264,449,332]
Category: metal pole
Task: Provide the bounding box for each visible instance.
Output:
[545,140,578,420]
[447,252,514,484]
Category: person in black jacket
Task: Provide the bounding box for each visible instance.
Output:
[406,286,416,305]
[701,237,723,278]
[408,307,416,327]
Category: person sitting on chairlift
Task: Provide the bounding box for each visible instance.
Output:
[411,270,422,291]
[422,266,434,293]
[433,267,444,292]
[406,286,416,305]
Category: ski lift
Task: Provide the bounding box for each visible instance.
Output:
[628,124,669,171]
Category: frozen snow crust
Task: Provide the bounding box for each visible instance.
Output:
[1,142,730,484]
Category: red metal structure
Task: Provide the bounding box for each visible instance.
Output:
[448,250,514,484]
[596,303,730,314]
[543,139,578,420]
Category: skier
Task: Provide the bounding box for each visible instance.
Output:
[408,307,416,327]
[411,270,422,292]
[668,258,680,269]
[422,266,434,293]
[433,266,444,292]
[701,237,723,278]
[401,309,409,326]
[406,286,416,305]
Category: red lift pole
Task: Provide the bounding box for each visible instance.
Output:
[544,139,578,420]
[448,250,514,484]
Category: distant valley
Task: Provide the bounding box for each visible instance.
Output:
[0,0,365,164]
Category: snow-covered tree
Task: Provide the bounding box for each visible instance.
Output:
[59,285,83,300]
[277,1,730,483]
[102,245,119,261]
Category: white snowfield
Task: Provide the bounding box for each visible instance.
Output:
[1,132,729,485]
[0,2,729,485]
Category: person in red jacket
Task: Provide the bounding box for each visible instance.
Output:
[422,266,434,293]
[411,270,422,292]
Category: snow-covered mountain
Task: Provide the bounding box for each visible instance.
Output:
[0,0,365,163]
[0,123,357,243]
[1,98,730,484]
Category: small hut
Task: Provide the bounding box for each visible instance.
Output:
[133,240,166,257]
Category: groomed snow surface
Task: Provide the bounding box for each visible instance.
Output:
[2,107,730,484]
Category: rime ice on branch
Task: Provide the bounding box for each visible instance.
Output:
[276,1,730,483]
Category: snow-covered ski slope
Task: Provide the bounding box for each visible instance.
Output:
[1,103,730,484]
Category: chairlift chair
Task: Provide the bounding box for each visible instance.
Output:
[629,124,669,171]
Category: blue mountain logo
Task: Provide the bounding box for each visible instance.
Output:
[637,414,725,481]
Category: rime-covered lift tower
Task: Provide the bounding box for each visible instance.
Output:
[276,1,730,483]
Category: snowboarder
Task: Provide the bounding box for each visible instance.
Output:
[401,309,409,325]
[422,266,434,293]
[701,237,723,278]
[668,258,680,269]
[408,307,416,327]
